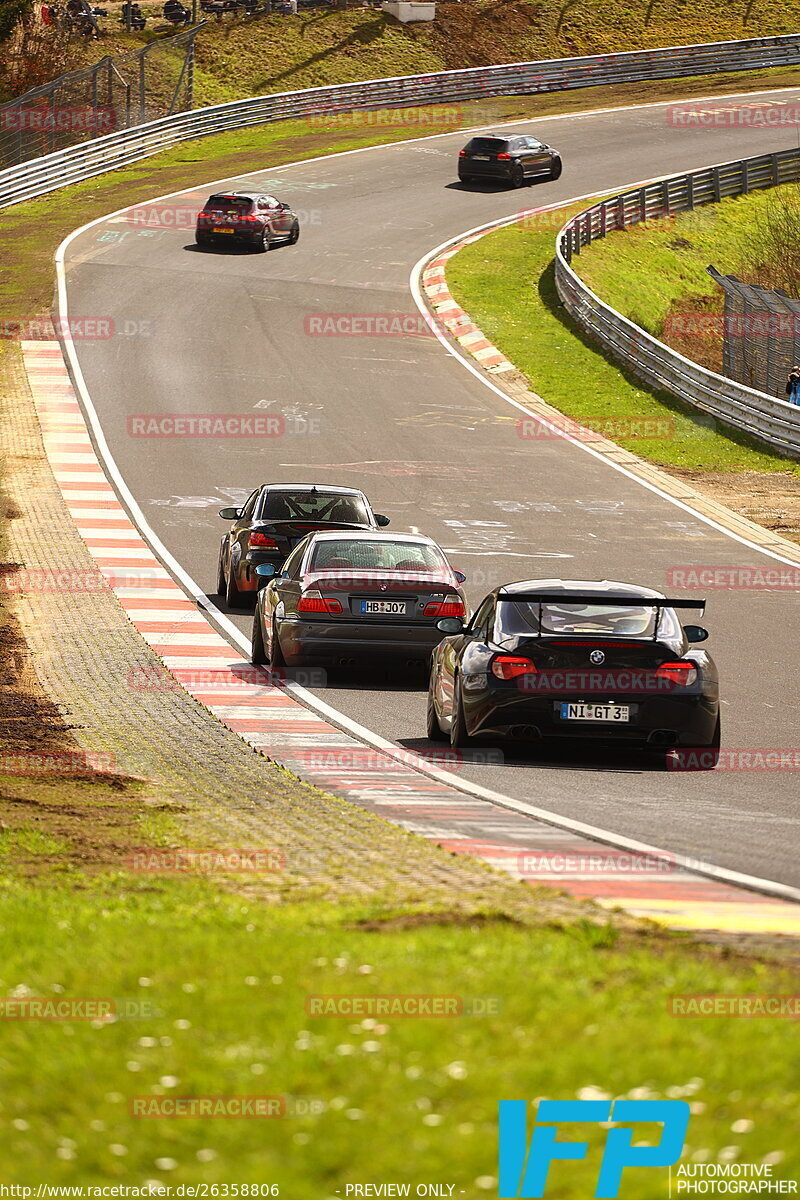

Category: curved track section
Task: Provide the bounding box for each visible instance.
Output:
[59,90,800,890]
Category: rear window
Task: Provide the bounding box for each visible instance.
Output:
[205,195,253,213]
[495,600,682,641]
[310,539,448,573]
[465,138,509,153]
[260,491,370,524]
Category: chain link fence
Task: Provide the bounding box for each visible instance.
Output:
[708,265,800,399]
[0,22,203,169]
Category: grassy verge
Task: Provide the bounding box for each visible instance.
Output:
[446,202,800,477]
[1,873,799,1191]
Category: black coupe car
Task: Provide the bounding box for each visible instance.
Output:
[426,579,720,765]
[195,191,299,251]
[457,133,562,188]
[217,484,389,607]
[251,531,468,667]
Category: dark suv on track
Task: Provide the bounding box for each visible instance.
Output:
[195,191,300,252]
[458,133,562,188]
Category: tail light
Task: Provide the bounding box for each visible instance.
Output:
[458,149,466,157]
[423,595,466,618]
[654,661,698,687]
[249,531,278,549]
[297,590,342,615]
[491,655,538,680]
[496,152,511,160]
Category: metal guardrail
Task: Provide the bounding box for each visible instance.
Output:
[1,33,800,207]
[555,149,800,457]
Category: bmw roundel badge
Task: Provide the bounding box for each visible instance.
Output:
[589,649,605,664]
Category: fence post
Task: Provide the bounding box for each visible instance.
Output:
[638,186,646,224]
[48,87,57,154]
[687,173,694,210]
[741,160,749,193]
[138,49,146,124]
[712,166,721,202]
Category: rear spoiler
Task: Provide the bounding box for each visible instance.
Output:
[497,594,706,611]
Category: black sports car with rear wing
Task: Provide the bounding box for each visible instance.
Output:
[426,579,720,766]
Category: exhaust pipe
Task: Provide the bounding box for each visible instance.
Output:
[511,725,540,740]
[647,729,678,747]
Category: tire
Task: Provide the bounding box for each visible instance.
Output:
[287,221,299,244]
[459,175,475,184]
[225,561,243,608]
[255,227,272,253]
[449,677,471,748]
[251,610,267,665]
[195,231,211,246]
[216,549,227,597]
[510,163,525,189]
[268,619,286,668]
[549,156,562,180]
[426,685,447,742]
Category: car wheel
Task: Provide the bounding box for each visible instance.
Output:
[287,221,299,244]
[251,610,267,665]
[225,562,243,608]
[449,677,471,748]
[549,156,562,180]
[216,549,227,597]
[268,619,286,668]
[195,232,211,246]
[256,227,272,253]
[426,682,447,742]
[510,163,525,189]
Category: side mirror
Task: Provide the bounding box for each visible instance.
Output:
[219,507,242,520]
[374,514,390,527]
[453,570,467,585]
[255,563,276,583]
[436,616,464,635]
[684,624,709,643]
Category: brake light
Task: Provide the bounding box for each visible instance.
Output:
[423,595,466,618]
[491,655,538,680]
[654,661,698,687]
[297,590,342,614]
[249,531,278,548]
[458,149,466,157]
[497,152,511,160]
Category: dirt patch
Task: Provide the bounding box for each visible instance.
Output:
[351,910,524,931]
[670,468,800,543]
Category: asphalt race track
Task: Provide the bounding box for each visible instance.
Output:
[60,89,800,889]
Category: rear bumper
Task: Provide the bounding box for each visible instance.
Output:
[279,618,442,661]
[464,678,718,746]
[458,162,514,181]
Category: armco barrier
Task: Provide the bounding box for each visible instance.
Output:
[1,33,800,208]
[554,149,800,457]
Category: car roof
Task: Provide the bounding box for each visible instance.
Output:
[259,483,367,497]
[496,579,666,600]
[470,132,527,140]
[306,530,436,544]
[208,191,256,199]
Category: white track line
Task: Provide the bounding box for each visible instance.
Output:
[53,89,800,905]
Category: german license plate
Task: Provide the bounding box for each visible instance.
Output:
[473,155,490,160]
[361,600,407,615]
[214,228,235,234]
[559,702,630,723]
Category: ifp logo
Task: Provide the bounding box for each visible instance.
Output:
[499,1099,690,1197]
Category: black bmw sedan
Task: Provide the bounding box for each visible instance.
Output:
[457,133,562,188]
[426,579,720,766]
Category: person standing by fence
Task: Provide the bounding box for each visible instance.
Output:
[786,367,800,406]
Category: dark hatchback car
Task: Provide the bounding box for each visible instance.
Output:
[217,484,390,607]
[427,579,720,765]
[195,191,300,252]
[251,531,468,668]
[457,133,562,188]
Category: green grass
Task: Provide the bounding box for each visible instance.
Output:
[574,188,783,336]
[0,878,797,1192]
[446,205,800,474]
